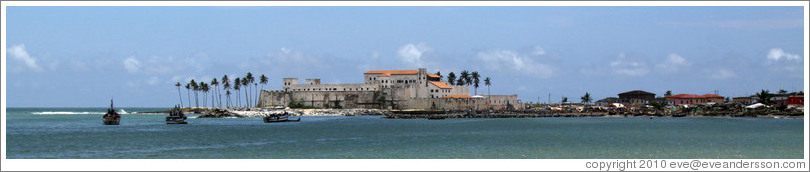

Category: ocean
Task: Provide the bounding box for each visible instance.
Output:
[4,107,804,159]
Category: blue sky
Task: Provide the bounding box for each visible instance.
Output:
[4,6,806,107]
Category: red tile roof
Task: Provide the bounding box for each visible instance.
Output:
[364,70,418,76]
[429,81,452,89]
[427,74,440,78]
[442,95,471,98]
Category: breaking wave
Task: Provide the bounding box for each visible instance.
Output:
[32,109,135,115]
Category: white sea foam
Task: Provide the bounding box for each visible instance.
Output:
[32,111,106,115]
[32,109,136,115]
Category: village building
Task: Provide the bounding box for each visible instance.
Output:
[259,68,521,110]
[618,90,656,106]
[665,94,724,106]
[732,96,754,105]
[594,97,620,107]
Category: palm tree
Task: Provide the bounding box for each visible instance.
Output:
[226,90,231,107]
[447,72,456,85]
[175,82,183,108]
[222,75,230,107]
[562,97,568,103]
[190,79,199,108]
[246,72,255,106]
[435,71,442,79]
[460,70,471,86]
[201,83,209,107]
[259,74,268,106]
[484,77,491,109]
[184,83,191,108]
[456,77,465,86]
[581,92,592,104]
[471,71,480,95]
[665,90,672,97]
[234,77,241,107]
[756,89,773,105]
[778,89,788,94]
[242,77,250,107]
[484,77,491,96]
[211,78,219,108]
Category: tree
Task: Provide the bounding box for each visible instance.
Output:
[211,78,219,108]
[778,89,788,94]
[175,82,183,108]
[665,90,672,97]
[460,70,471,86]
[456,77,465,86]
[226,90,231,107]
[471,71,480,95]
[200,82,209,107]
[435,71,442,79]
[447,72,456,85]
[184,83,191,108]
[756,90,773,105]
[484,77,491,96]
[259,74,268,106]
[484,77,491,109]
[222,75,230,107]
[234,77,241,107]
[242,76,250,107]
[581,92,592,104]
[190,79,199,108]
[562,97,568,103]
[246,72,255,106]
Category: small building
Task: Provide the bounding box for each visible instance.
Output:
[666,94,724,105]
[787,94,803,108]
[732,96,754,105]
[595,97,620,107]
[618,90,656,106]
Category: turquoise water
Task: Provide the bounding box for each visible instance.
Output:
[4,108,805,159]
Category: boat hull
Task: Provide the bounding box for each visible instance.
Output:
[263,116,301,123]
[103,118,120,125]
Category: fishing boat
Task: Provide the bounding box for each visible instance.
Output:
[103,99,121,125]
[166,105,188,124]
[263,111,300,123]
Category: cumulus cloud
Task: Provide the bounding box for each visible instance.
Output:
[397,43,432,67]
[610,53,648,76]
[765,48,803,77]
[477,49,553,78]
[767,48,800,62]
[123,56,141,73]
[656,53,691,73]
[8,44,43,71]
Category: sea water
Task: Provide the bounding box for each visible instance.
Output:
[4,108,804,159]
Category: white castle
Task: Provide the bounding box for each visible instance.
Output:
[259,68,520,110]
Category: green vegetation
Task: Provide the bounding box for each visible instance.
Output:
[581,92,592,104]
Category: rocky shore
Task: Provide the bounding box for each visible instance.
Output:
[195,108,391,118]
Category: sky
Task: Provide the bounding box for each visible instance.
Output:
[4,6,806,107]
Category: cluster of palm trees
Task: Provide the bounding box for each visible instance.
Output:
[440,70,491,96]
[174,72,269,108]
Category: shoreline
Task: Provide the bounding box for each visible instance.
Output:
[141,107,803,119]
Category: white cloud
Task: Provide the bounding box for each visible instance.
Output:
[708,69,736,79]
[610,53,648,76]
[656,53,691,73]
[767,48,800,61]
[477,49,553,78]
[123,56,141,73]
[397,43,432,67]
[8,44,42,71]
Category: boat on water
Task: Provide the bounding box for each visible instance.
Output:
[166,105,188,124]
[103,99,121,125]
[263,111,300,123]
